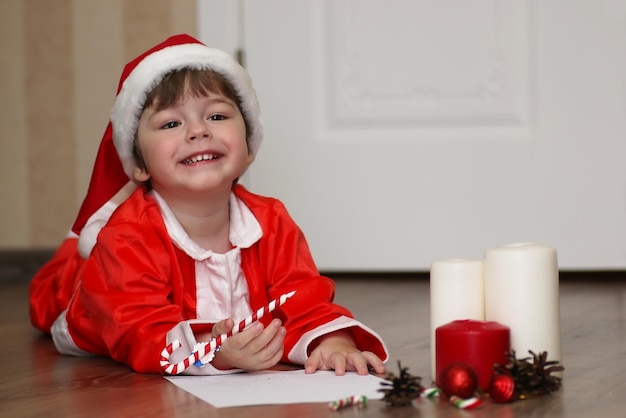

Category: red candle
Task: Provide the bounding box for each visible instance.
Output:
[436,320,510,391]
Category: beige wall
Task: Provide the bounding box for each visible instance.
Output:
[0,0,196,248]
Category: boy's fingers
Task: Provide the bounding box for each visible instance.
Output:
[212,318,234,336]
[362,351,386,374]
[330,353,347,376]
[345,352,369,375]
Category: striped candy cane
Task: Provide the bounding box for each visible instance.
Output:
[449,395,483,410]
[160,290,296,374]
[328,395,367,411]
[420,387,441,398]
[160,340,208,375]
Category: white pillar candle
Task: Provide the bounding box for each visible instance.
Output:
[429,259,484,381]
[483,243,562,366]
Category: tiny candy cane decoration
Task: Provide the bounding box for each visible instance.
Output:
[328,395,367,411]
[449,395,483,410]
[420,387,441,398]
[160,290,296,375]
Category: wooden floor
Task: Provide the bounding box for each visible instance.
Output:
[1,275,625,417]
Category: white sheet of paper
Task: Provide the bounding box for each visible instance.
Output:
[165,369,386,408]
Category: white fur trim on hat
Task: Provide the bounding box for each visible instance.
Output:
[111,43,263,181]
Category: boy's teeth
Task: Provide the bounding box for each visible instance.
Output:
[186,154,217,163]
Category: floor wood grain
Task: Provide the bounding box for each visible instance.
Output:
[0,276,624,417]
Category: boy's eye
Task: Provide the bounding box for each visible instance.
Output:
[161,121,180,129]
[209,114,226,121]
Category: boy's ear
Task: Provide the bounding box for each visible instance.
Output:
[245,152,255,166]
[133,166,150,183]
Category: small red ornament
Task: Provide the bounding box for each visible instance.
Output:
[437,362,479,399]
[490,373,516,403]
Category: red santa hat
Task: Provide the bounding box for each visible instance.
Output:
[71,34,263,243]
[112,34,263,180]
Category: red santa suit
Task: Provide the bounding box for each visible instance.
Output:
[51,185,389,374]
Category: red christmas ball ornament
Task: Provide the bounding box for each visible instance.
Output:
[438,362,479,399]
[490,373,516,403]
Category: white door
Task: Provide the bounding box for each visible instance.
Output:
[199,0,626,271]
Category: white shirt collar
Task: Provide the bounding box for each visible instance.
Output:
[151,190,263,260]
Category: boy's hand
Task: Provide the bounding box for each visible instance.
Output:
[304,330,386,376]
[208,318,286,371]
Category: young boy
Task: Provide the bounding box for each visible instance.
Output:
[43,34,388,376]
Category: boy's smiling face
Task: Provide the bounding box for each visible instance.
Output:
[133,92,253,198]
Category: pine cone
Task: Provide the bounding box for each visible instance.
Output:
[494,350,564,399]
[378,361,423,406]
